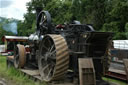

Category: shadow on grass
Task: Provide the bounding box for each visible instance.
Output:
[103,76,128,85]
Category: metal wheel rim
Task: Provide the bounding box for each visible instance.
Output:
[14,45,26,68]
[14,45,19,68]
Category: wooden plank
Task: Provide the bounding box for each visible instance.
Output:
[34,75,42,81]
[7,56,14,59]
[123,59,128,81]
[109,68,126,75]
[20,69,40,76]
[79,58,96,85]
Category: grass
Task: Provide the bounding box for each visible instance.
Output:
[0,56,127,85]
[103,77,127,85]
[0,56,46,85]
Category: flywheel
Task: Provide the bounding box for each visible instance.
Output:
[38,34,69,82]
[14,44,26,68]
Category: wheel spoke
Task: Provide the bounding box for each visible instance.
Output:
[50,55,56,60]
[40,15,44,25]
[51,50,56,58]
[51,61,55,67]
[51,50,56,54]
[49,45,55,52]
[47,68,52,79]
[47,50,56,60]
[42,45,49,51]
[42,64,50,72]
[40,56,45,63]
[42,17,46,23]
[47,62,55,78]
[40,56,45,60]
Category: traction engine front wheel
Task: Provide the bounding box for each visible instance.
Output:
[14,45,26,68]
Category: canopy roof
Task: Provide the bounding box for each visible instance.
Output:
[2,35,28,42]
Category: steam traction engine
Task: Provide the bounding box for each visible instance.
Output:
[13,9,113,85]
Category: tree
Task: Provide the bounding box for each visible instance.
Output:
[102,0,128,39]
[17,0,128,40]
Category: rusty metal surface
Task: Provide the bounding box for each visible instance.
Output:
[78,58,96,85]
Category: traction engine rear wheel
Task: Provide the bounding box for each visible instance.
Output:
[38,34,69,82]
[14,45,26,68]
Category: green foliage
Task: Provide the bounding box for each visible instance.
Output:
[103,77,127,85]
[102,21,126,39]
[15,0,128,40]
[105,1,128,31]
[101,0,128,39]
[0,56,46,85]
[45,0,73,24]
[125,23,128,39]
[102,22,120,32]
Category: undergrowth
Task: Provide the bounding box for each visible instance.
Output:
[0,56,46,85]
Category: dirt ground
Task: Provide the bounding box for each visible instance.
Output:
[0,76,123,85]
[0,77,121,85]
